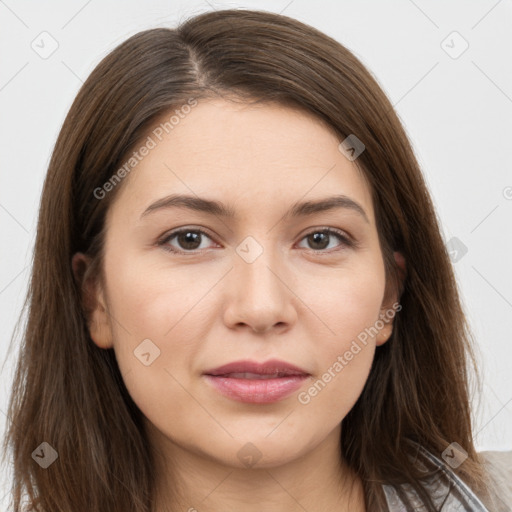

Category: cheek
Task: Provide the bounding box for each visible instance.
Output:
[301,257,386,344]
[294,260,385,413]
[104,247,217,341]
[102,250,226,409]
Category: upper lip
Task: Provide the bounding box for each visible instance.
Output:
[203,359,310,377]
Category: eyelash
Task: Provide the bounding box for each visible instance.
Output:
[157,227,356,255]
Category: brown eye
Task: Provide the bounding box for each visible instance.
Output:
[298,229,353,252]
[159,228,216,253]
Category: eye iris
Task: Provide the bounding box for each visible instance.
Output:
[178,231,202,250]
[308,232,329,250]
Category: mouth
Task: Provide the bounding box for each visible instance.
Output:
[202,359,311,404]
[212,371,302,379]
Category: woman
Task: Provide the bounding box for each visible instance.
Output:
[3,8,509,511]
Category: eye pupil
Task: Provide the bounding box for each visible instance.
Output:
[178,231,201,250]
[308,232,329,250]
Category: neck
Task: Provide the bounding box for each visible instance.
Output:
[148,423,366,512]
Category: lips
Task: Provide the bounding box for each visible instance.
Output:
[217,372,293,379]
[203,359,310,404]
[204,359,309,377]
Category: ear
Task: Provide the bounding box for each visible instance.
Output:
[71,252,113,349]
[376,251,406,346]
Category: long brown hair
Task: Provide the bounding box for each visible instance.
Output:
[3,9,491,511]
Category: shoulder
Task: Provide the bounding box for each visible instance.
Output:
[382,443,512,511]
[476,449,512,511]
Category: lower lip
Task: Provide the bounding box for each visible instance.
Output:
[203,375,309,403]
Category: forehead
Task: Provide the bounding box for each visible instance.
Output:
[108,98,375,225]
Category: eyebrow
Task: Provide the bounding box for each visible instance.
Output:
[140,193,369,223]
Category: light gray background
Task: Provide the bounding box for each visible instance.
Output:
[1,0,511,501]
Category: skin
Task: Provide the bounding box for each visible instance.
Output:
[73,98,404,512]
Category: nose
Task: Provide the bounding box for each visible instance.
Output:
[222,250,297,334]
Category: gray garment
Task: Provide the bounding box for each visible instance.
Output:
[382,442,512,511]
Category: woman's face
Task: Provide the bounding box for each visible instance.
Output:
[77,98,399,469]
